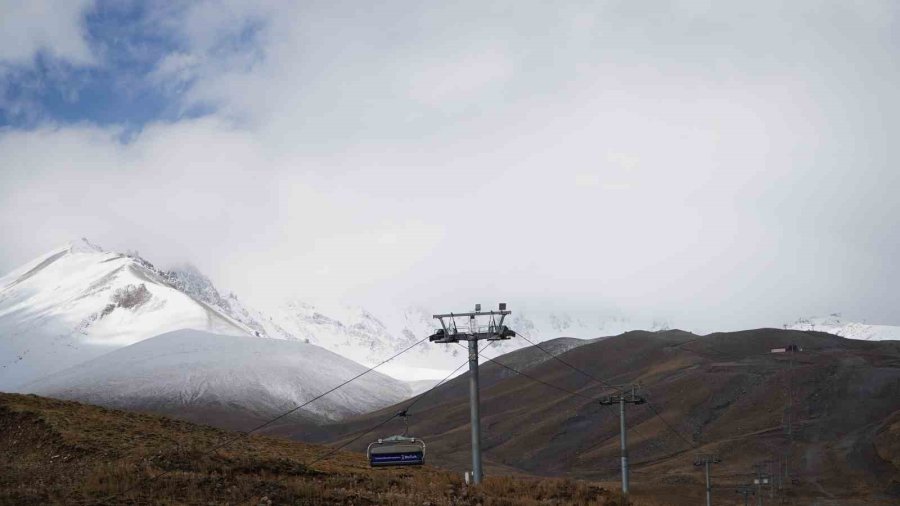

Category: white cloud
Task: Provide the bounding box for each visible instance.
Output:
[1,0,900,330]
[0,0,95,65]
[406,49,515,106]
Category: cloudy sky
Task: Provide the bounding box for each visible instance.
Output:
[1,0,898,331]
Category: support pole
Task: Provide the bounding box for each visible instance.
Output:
[757,477,763,506]
[620,396,629,497]
[705,460,711,506]
[600,386,644,499]
[430,304,514,486]
[695,455,720,506]
[736,485,754,506]
[468,338,484,484]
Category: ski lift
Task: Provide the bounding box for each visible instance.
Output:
[367,435,426,467]
[367,411,426,467]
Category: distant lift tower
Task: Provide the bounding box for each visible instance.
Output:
[599,385,645,498]
[694,454,721,506]
[735,484,756,506]
[429,303,515,485]
[752,463,772,506]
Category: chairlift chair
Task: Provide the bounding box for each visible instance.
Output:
[367,435,426,467]
[367,411,426,467]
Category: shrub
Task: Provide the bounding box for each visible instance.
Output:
[110,284,151,309]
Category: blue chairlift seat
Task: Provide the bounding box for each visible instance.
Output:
[367,435,426,467]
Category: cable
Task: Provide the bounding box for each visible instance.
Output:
[516,331,620,390]
[102,334,431,503]
[304,413,401,466]
[307,356,473,466]
[644,397,698,450]
[242,348,484,505]
[240,334,432,436]
[468,339,690,487]
[518,330,700,451]
[459,342,596,400]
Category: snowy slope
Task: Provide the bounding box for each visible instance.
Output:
[25,329,411,422]
[0,239,254,389]
[786,314,900,341]
[0,238,633,392]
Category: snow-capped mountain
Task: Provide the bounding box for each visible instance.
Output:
[116,254,643,381]
[504,310,665,340]
[154,268,471,380]
[0,239,255,389]
[25,329,410,424]
[0,238,629,394]
[264,302,644,380]
[267,302,465,380]
[0,240,411,422]
[786,314,900,341]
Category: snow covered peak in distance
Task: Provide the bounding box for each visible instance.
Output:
[266,300,450,380]
[162,264,297,341]
[786,314,900,341]
[266,301,649,381]
[0,240,258,390]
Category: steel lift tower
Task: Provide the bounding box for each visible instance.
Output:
[735,484,756,506]
[752,462,772,506]
[694,454,721,506]
[429,303,515,485]
[599,384,646,498]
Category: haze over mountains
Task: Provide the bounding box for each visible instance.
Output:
[0,239,644,423]
[2,239,898,392]
[0,239,673,385]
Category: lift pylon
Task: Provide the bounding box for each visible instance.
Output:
[599,384,645,498]
[429,303,515,485]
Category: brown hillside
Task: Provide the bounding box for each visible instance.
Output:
[0,392,621,505]
[302,329,900,505]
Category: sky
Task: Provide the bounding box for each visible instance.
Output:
[1,0,899,332]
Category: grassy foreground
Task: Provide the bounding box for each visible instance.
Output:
[0,393,621,505]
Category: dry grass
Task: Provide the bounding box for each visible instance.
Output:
[0,393,627,505]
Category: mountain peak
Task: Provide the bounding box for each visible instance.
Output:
[66,237,104,254]
[163,263,228,310]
